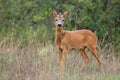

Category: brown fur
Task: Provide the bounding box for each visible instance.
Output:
[53,9,102,71]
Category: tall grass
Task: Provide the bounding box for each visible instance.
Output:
[0,27,120,80]
[0,42,120,80]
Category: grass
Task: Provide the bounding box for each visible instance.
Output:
[0,41,120,80]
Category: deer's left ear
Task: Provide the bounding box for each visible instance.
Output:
[63,10,68,18]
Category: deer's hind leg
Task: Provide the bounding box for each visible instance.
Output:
[79,48,89,71]
[87,44,102,71]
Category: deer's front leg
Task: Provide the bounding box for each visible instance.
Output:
[58,48,64,68]
[58,48,68,70]
[62,49,68,66]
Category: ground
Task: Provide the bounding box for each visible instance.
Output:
[0,43,120,80]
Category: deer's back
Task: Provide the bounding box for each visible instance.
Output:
[61,29,98,49]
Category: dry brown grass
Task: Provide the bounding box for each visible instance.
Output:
[0,42,120,80]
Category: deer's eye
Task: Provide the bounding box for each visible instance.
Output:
[62,20,64,21]
[55,19,58,21]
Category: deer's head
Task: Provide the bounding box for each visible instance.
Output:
[53,9,68,27]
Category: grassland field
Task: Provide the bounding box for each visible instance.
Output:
[0,41,120,80]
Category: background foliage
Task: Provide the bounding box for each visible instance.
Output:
[0,0,120,52]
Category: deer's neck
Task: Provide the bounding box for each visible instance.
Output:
[55,27,64,46]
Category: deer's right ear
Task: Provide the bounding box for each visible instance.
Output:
[53,9,58,18]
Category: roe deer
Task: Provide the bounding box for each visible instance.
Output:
[53,9,102,71]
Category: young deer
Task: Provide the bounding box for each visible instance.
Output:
[53,9,102,71]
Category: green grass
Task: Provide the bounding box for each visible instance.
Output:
[0,42,120,80]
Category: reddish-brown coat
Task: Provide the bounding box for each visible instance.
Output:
[53,9,102,71]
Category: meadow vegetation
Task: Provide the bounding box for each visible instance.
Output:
[0,0,120,80]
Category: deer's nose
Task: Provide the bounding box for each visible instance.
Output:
[58,24,62,27]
